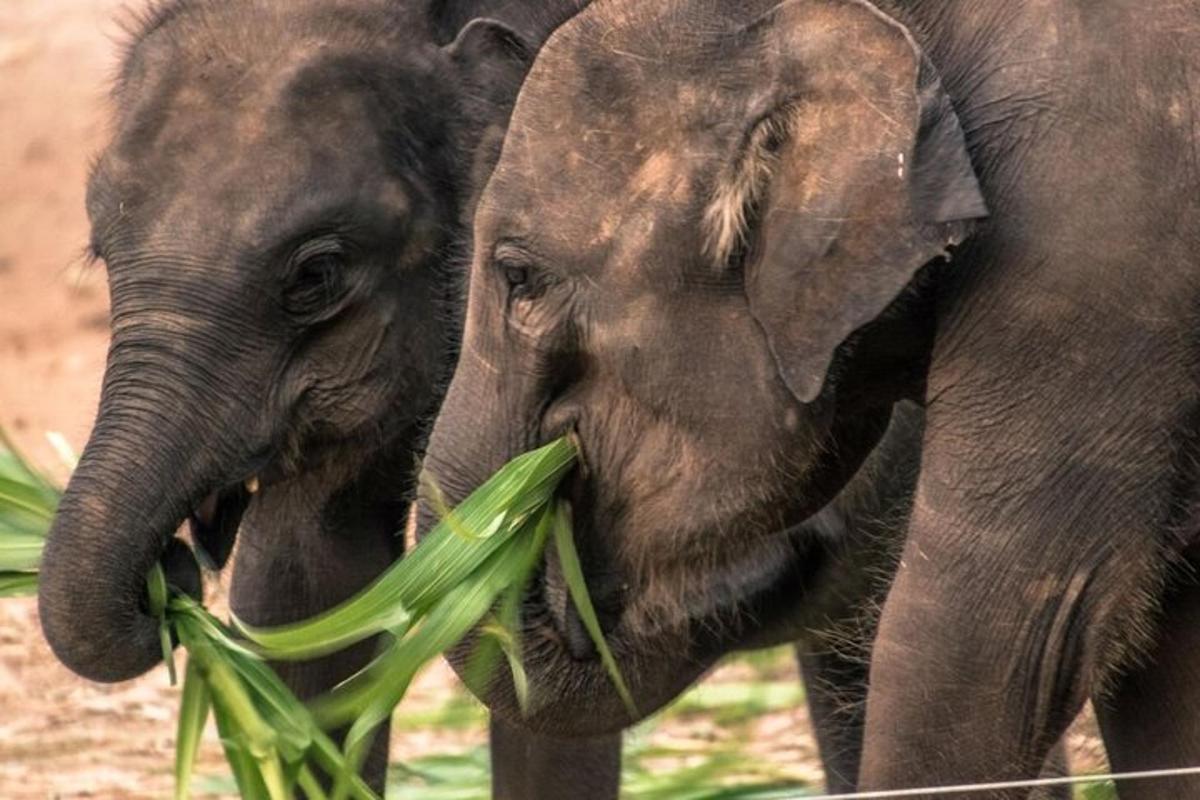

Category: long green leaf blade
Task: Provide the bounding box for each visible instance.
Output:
[237,438,576,660]
[0,531,45,572]
[0,572,39,597]
[174,657,212,800]
[551,500,637,717]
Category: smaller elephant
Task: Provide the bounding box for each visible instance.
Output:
[36,0,601,793]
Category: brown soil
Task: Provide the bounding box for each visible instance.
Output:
[0,2,1107,798]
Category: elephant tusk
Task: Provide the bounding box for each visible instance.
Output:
[245,476,260,495]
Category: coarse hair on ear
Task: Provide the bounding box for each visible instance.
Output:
[703,0,987,404]
[703,109,795,269]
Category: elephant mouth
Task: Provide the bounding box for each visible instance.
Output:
[543,471,628,661]
[188,480,256,570]
[528,488,823,671]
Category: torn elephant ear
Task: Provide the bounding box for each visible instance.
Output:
[729,0,987,405]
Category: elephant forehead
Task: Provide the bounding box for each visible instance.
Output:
[97,98,412,264]
[487,90,727,263]
[485,143,704,279]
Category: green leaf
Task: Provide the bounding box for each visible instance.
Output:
[44,431,78,470]
[147,563,177,685]
[551,500,637,718]
[0,430,605,798]
[0,431,59,483]
[0,530,45,572]
[174,657,212,800]
[195,642,291,800]
[211,697,272,800]
[236,438,576,661]
[297,766,331,800]
[0,476,58,527]
[174,601,380,800]
[0,572,38,597]
[319,509,552,745]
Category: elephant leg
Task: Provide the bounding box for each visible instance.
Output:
[798,645,868,794]
[799,635,1072,799]
[856,382,1177,797]
[230,499,401,794]
[489,716,622,800]
[1093,561,1200,799]
[1030,742,1071,800]
[858,516,1157,797]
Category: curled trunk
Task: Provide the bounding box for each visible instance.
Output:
[38,387,216,683]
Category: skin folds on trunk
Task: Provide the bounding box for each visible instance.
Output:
[38,409,210,682]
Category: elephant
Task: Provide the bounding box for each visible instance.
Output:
[33,0,618,794]
[419,0,1200,796]
[32,1,940,797]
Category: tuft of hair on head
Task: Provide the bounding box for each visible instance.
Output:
[701,106,796,269]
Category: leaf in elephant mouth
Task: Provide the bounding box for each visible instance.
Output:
[237,436,637,755]
[0,431,635,796]
[0,429,380,799]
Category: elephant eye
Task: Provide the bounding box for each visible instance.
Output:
[499,259,550,303]
[494,246,556,313]
[284,243,350,319]
[504,264,530,292]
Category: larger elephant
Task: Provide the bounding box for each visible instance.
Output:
[420,0,1200,797]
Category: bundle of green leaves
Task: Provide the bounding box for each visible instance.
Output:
[0,432,630,800]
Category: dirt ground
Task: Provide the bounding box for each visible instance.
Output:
[0,2,1109,798]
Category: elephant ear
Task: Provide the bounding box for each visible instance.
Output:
[443,18,536,207]
[710,0,987,404]
[444,17,534,111]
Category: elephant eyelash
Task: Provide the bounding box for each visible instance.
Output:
[701,106,797,270]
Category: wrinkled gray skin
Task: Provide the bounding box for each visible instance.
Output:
[35,0,615,794]
[424,0,1200,796]
[31,1,919,796]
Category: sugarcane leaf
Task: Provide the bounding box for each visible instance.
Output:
[0,530,44,572]
[211,699,272,800]
[174,657,211,800]
[0,429,607,799]
[306,728,381,800]
[419,470,484,542]
[314,506,554,742]
[236,438,576,661]
[44,431,78,470]
[0,428,61,501]
[297,766,331,800]
[169,596,261,660]
[0,476,58,524]
[0,572,38,597]
[551,500,637,717]
[147,563,177,685]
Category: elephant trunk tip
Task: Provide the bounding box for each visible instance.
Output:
[37,505,203,684]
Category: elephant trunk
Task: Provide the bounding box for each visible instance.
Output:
[416,340,531,534]
[38,357,233,683]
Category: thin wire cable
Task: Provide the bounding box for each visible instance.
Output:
[797,766,1200,799]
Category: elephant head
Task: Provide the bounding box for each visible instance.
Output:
[419,0,986,734]
[36,0,572,684]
